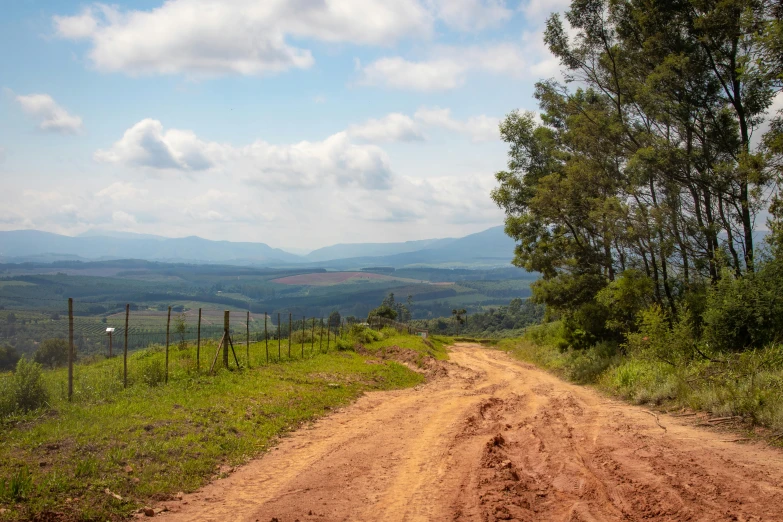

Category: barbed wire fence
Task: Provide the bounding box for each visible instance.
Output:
[0,295,411,402]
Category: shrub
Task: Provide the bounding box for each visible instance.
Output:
[703,266,783,351]
[139,358,166,387]
[335,338,354,351]
[563,341,619,384]
[0,358,49,416]
[624,305,698,366]
[34,338,69,368]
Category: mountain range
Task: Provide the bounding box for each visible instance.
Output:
[0,226,516,269]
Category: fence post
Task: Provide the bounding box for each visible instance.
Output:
[246,311,250,368]
[223,310,230,369]
[311,318,315,354]
[326,319,330,352]
[301,316,305,358]
[197,308,202,372]
[277,313,281,361]
[68,297,74,401]
[288,312,292,358]
[165,306,171,384]
[124,304,129,389]
[320,318,324,352]
[264,312,269,364]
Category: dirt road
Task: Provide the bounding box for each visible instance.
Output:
[159,344,783,521]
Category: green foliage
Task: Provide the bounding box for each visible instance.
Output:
[369,304,397,321]
[33,338,69,369]
[624,305,699,366]
[0,358,49,416]
[0,345,20,371]
[0,467,33,502]
[703,265,783,351]
[414,299,544,338]
[595,270,655,333]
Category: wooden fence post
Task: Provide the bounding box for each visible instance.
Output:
[301,316,305,358]
[223,310,230,369]
[264,312,269,364]
[165,306,171,384]
[277,313,281,361]
[319,318,324,352]
[288,312,292,358]
[311,318,315,354]
[246,311,250,368]
[124,304,129,389]
[197,308,202,372]
[326,319,330,352]
[68,298,74,401]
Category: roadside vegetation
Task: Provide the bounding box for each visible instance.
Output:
[0,325,438,521]
[489,0,783,435]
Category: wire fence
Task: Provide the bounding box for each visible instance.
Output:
[0,296,429,401]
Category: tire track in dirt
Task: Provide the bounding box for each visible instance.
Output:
[156,344,783,522]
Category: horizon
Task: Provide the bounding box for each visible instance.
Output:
[0,224,505,256]
[0,0,565,249]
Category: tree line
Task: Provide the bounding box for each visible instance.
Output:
[493,0,782,352]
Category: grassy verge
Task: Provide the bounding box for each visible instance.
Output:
[0,327,435,521]
[495,323,783,437]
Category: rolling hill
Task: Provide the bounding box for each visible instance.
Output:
[0,226,516,268]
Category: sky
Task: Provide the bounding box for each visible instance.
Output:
[0,0,570,251]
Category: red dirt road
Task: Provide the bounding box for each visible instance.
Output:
[158,344,783,521]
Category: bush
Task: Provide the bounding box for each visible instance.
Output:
[0,358,49,416]
[703,266,783,351]
[624,305,698,366]
[563,341,619,384]
[335,338,354,351]
[139,358,166,387]
[34,338,69,368]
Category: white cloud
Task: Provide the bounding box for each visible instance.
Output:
[94,119,223,170]
[428,0,512,31]
[238,132,393,190]
[53,1,432,77]
[521,0,571,21]
[415,107,500,141]
[347,114,424,143]
[357,44,526,91]
[357,58,466,91]
[13,93,83,134]
[96,120,394,190]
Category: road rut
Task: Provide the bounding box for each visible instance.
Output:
[159,343,783,521]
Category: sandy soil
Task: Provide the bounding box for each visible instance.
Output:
[156,344,783,522]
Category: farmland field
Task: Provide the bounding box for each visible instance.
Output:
[272,271,421,286]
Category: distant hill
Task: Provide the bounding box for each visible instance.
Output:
[304,226,516,269]
[0,230,302,265]
[305,237,456,262]
[0,226,516,268]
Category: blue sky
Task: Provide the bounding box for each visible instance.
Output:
[0,0,568,251]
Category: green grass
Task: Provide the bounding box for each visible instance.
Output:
[0,327,433,521]
[494,324,783,439]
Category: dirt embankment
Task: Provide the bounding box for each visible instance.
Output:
[156,344,783,522]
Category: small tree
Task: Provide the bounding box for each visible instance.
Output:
[34,338,69,369]
[328,310,341,330]
[452,309,467,334]
[174,313,187,349]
